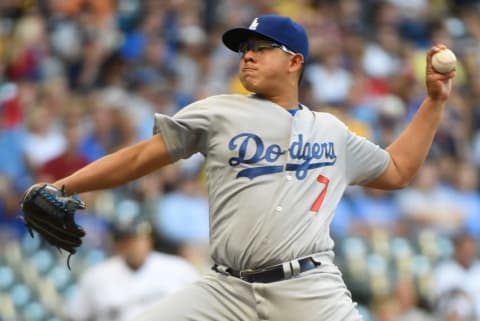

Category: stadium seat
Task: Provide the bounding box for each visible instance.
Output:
[0,265,16,291]
[31,249,55,275]
[4,241,23,269]
[416,229,453,263]
[390,237,413,259]
[19,260,41,290]
[0,293,16,320]
[21,233,42,256]
[357,304,373,321]
[83,248,108,267]
[10,283,32,308]
[22,301,48,321]
[48,265,72,291]
[340,236,368,258]
[367,254,391,297]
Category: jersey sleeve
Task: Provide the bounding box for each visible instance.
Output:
[345,129,390,185]
[153,99,211,161]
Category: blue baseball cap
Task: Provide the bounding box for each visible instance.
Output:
[222,15,309,62]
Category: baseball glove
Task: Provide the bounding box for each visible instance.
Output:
[20,183,86,268]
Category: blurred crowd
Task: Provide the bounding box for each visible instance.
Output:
[0,0,479,320]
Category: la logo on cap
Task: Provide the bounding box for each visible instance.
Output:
[249,18,259,30]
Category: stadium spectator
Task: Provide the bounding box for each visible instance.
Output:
[450,162,480,237]
[22,104,66,169]
[305,46,353,106]
[78,94,118,162]
[67,216,199,321]
[395,161,465,236]
[431,232,480,319]
[349,187,403,237]
[394,277,434,321]
[153,156,209,270]
[0,83,30,185]
[37,112,89,182]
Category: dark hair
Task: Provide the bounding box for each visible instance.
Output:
[298,64,305,85]
[112,220,152,241]
[452,230,475,248]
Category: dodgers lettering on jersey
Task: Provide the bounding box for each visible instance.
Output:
[228,133,336,180]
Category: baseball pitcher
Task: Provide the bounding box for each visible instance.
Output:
[21,15,455,321]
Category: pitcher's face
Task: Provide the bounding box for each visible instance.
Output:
[238,38,295,94]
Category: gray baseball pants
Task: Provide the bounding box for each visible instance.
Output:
[134,258,363,321]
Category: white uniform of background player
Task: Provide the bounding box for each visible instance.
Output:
[67,220,199,321]
[52,14,455,321]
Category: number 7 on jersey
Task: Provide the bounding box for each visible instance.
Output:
[310,175,330,212]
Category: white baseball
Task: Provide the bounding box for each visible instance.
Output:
[431,48,456,73]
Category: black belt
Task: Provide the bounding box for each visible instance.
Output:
[212,257,320,283]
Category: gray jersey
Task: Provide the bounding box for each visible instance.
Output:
[154,94,389,270]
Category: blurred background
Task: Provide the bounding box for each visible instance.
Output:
[0,0,479,320]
